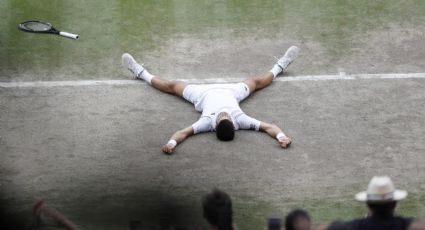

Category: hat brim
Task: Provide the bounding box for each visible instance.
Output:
[355,190,407,202]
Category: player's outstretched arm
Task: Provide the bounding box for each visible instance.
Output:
[259,122,292,148]
[161,126,194,154]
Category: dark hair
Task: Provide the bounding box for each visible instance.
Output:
[216,119,235,141]
[202,189,233,230]
[285,209,311,230]
[367,201,397,217]
[327,220,352,230]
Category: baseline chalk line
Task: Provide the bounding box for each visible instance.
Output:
[1,73,424,88]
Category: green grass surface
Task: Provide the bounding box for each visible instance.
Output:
[1,0,424,81]
[1,0,425,229]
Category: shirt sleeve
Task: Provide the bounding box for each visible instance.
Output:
[191,116,213,134]
[235,113,261,131]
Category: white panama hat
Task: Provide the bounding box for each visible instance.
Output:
[355,176,408,202]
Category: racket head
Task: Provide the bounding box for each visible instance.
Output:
[18,20,59,34]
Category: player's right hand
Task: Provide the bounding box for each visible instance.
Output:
[161,143,175,154]
[278,137,292,149]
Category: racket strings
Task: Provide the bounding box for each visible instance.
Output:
[23,22,51,31]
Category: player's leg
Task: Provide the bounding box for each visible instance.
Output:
[151,77,187,97]
[122,53,187,97]
[243,46,300,93]
[243,72,274,93]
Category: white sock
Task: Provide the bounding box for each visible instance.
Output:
[270,65,283,78]
[139,69,154,85]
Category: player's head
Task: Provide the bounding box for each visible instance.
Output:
[216,111,235,141]
[202,189,233,230]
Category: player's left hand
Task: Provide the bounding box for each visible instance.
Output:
[278,137,292,148]
[161,143,175,154]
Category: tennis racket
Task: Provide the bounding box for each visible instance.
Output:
[18,20,79,40]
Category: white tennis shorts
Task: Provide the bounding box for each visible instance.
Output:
[182,82,250,106]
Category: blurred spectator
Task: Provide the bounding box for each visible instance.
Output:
[267,215,282,230]
[202,189,236,230]
[347,176,412,230]
[285,209,311,230]
[33,199,78,230]
[408,220,425,230]
[326,220,352,230]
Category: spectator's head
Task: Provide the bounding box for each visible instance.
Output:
[202,189,233,230]
[216,111,235,141]
[355,176,407,217]
[366,201,397,217]
[285,209,311,230]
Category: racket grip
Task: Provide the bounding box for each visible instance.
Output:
[59,31,79,39]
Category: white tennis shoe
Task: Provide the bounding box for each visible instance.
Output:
[122,53,144,79]
[276,46,300,71]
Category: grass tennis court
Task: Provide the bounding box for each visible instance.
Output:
[1,0,425,229]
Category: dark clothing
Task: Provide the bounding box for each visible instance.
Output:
[348,215,413,230]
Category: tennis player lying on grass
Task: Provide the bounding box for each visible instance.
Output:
[122,46,299,154]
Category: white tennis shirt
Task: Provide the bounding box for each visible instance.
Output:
[182,83,261,134]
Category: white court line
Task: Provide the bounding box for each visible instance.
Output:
[0,73,424,88]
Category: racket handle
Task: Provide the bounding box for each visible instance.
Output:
[59,31,79,39]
